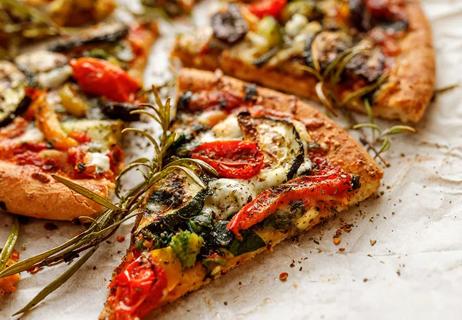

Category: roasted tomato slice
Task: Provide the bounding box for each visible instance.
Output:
[249,0,287,19]
[111,256,167,320]
[227,168,354,238]
[192,140,264,179]
[70,57,140,103]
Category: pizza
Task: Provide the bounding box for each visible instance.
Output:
[172,0,435,123]
[0,21,157,220]
[100,69,383,319]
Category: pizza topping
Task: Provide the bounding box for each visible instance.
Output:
[0,61,32,128]
[179,90,245,112]
[237,112,305,182]
[34,93,78,151]
[58,84,89,118]
[111,256,167,319]
[345,45,386,82]
[48,22,129,52]
[192,140,264,179]
[248,0,287,19]
[70,57,140,102]
[169,231,204,269]
[227,168,355,238]
[307,30,353,70]
[211,4,248,44]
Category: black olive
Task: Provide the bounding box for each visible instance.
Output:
[211,5,248,44]
[100,101,140,122]
[49,23,129,52]
[345,47,385,83]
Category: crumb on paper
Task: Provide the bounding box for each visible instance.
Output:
[333,237,341,245]
[279,272,289,282]
[370,240,377,246]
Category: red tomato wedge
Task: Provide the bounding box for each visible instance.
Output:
[192,140,264,179]
[70,57,140,102]
[111,256,167,320]
[249,0,287,18]
[227,168,354,238]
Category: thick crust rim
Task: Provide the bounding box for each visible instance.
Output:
[0,161,112,220]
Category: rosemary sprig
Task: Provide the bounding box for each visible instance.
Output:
[298,43,416,164]
[0,88,213,316]
[0,216,19,271]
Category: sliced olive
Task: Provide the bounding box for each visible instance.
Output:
[48,22,129,52]
[306,31,352,70]
[0,61,31,127]
[211,5,248,44]
[100,101,140,122]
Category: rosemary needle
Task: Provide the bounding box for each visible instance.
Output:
[0,217,19,271]
[13,247,97,316]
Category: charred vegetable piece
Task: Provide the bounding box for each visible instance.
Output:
[211,5,248,44]
[349,0,408,31]
[237,112,305,181]
[228,168,355,238]
[100,101,140,122]
[345,47,385,83]
[70,57,140,102]
[307,31,353,70]
[136,171,208,235]
[48,22,128,52]
[192,140,265,179]
[0,61,31,127]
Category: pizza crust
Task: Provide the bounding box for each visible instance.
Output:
[172,0,435,123]
[0,160,113,221]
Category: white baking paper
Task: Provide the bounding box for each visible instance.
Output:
[0,0,461,319]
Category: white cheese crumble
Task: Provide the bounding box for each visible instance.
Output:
[85,152,111,173]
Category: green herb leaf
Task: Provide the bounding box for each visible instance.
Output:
[0,217,19,271]
[13,247,97,316]
[52,175,120,211]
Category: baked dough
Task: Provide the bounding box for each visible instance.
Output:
[172,0,435,123]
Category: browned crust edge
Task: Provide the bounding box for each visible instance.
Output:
[172,0,435,123]
[0,160,113,220]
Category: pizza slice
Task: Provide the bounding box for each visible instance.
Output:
[100,69,382,319]
[172,0,435,123]
[0,21,157,220]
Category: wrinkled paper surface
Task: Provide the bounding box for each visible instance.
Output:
[1,0,461,319]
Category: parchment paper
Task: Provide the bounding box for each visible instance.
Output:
[1,0,461,319]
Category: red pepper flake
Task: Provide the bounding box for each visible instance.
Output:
[333,237,341,246]
[31,172,50,184]
[116,235,125,243]
[279,272,289,282]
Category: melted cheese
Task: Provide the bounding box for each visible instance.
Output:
[84,152,110,173]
